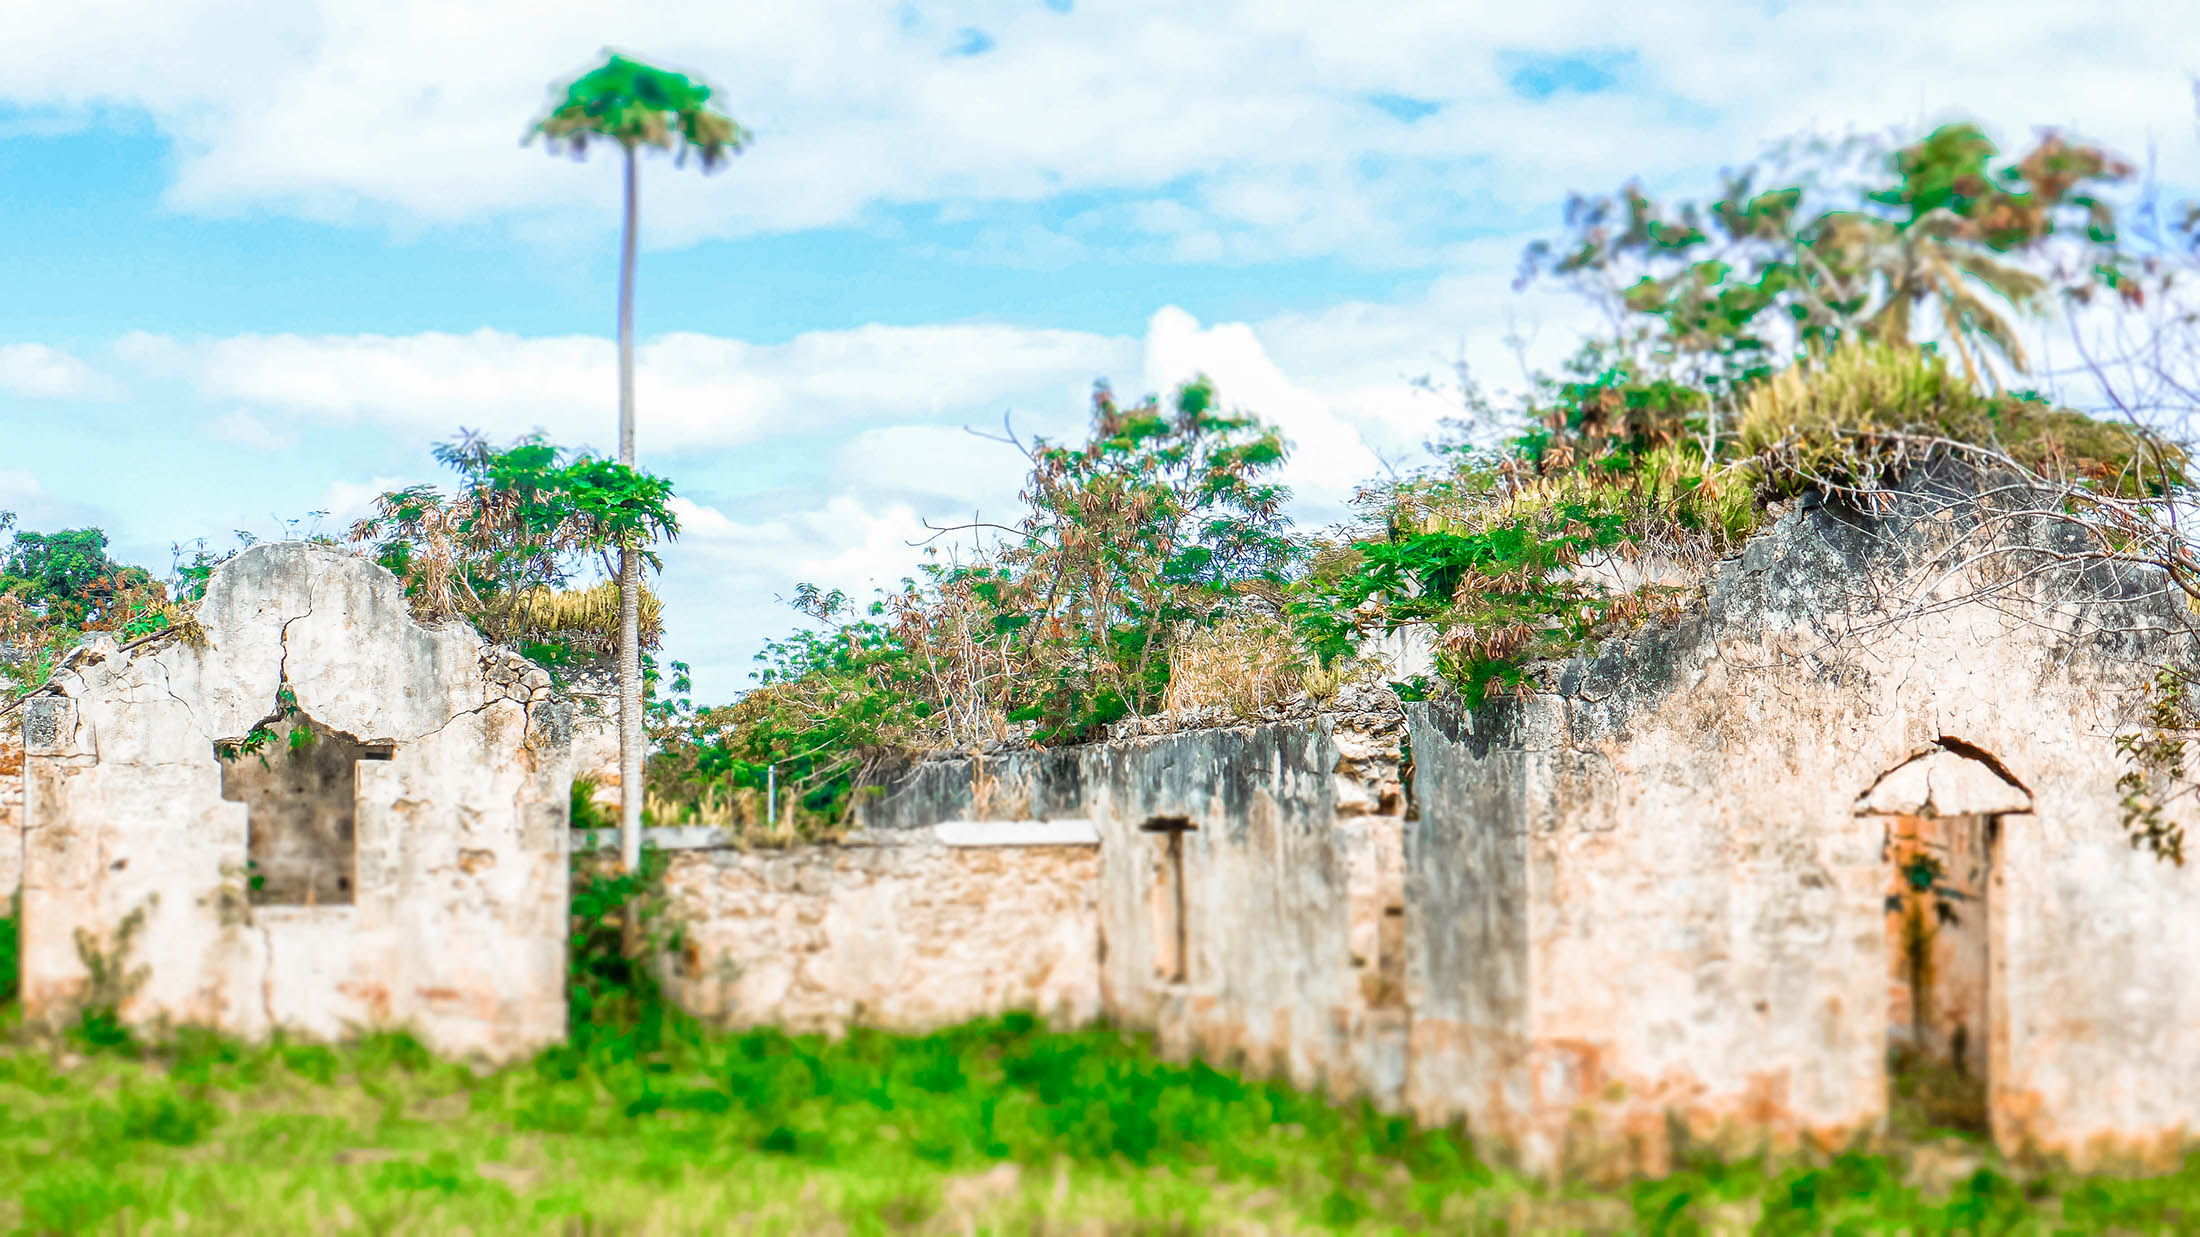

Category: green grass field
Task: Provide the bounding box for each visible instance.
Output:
[3,905,2198,1234]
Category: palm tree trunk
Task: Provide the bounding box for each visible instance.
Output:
[617,143,644,877]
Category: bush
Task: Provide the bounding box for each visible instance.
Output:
[1740,341,2182,496]
[646,377,1300,837]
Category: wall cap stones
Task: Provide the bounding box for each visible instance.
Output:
[934,819,1100,847]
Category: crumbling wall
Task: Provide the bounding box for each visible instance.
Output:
[19,542,572,1061]
[1407,487,2200,1176]
[560,666,622,813]
[1400,700,1533,1157]
[857,697,1411,1106]
[0,713,20,906]
[657,833,1102,1034]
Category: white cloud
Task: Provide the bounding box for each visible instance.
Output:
[657,492,943,698]
[97,303,1460,697]
[205,409,297,452]
[0,467,106,531]
[5,2,2193,261]
[1141,307,1383,520]
[120,324,1137,455]
[115,301,1494,515]
[0,343,124,401]
[316,475,412,529]
[832,424,1034,516]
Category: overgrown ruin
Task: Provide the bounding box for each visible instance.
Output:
[1,474,2196,1175]
[651,473,2200,1177]
[4,542,574,1061]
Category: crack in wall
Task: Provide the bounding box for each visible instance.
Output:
[19,543,570,1061]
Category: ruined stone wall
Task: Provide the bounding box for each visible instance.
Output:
[0,713,20,906]
[1406,489,2200,1175]
[1400,702,1533,1156]
[657,835,1102,1034]
[857,704,1411,1106]
[19,543,572,1061]
[560,667,622,813]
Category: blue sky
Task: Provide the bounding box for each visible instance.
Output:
[3,0,2195,700]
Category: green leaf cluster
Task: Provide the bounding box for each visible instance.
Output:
[0,517,186,695]
[646,379,1299,835]
[350,431,679,675]
[532,53,749,168]
[1523,123,2137,394]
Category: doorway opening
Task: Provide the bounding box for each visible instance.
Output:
[1884,810,1993,1132]
[1858,741,2030,1136]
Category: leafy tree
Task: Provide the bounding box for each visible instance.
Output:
[0,519,179,695]
[349,431,679,670]
[531,51,751,872]
[645,378,1299,835]
[856,377,1300,751]
[0,526,155,630]
[0,515,204,699]
[1520,122,2136,437]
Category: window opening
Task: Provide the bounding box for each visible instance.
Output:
[1374,905,1407,1008]
[1141,816,1195,984]
[217,714,391,907]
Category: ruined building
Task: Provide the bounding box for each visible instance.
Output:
[2,475,2196,1174]
[654,477,2200,1176]
[6,543,574,1061]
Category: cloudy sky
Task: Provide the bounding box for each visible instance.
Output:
[4,0,2195,699]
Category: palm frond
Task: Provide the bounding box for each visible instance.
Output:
[530,52,751,167]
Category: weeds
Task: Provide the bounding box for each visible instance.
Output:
[0,897,15,1005]
[1161,611,1310,721]
[3,895,2199,1231]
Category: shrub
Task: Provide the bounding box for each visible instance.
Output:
[1741,340,2182,496]
[646,377,1300,836]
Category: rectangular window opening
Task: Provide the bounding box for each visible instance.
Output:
[1142,816,1195,984]
[1375,905,1407,1008]
[218,716,386,907]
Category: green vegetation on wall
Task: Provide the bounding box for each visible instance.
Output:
[638,118,2185,840]
[645,376,1301,835]
[348,432,679,678]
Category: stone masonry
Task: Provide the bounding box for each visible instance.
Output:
[17,543,573,1061]
[656,479,2200,1178]
[658,829,1103,1034]
[1400,482,2200,1176]
[7,482,2197,1178]
[1,714,21,907]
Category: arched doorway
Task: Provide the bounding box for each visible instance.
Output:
[1855,741,2032,1134]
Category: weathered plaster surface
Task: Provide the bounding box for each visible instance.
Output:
[855,701,1413,1106]
[560,667,622,810]
[657,836,1102,1034]
[0,714,20,905]
[1407,483,2200,1175]
[19,543,571,1060]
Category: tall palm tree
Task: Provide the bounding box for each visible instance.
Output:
[532,53,750,874]
[1805,125,2063,390]
[1808,209,2048,390]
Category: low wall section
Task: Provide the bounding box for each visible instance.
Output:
[657,825,1102,1034]
[660,712,1412,1108]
